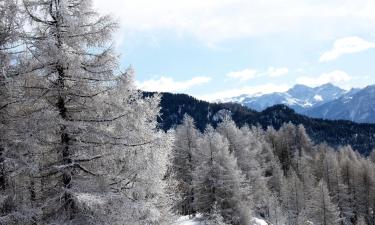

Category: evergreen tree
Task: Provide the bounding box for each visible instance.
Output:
[318,147,354,225]
[295,124,313,156]
[268,123,296,174]
[265,194,287,225]
[217,119,270,217]
[355,159,375,225]
[17,0,173,224]
[307,180,340,225]
[269,123,313,175]
[338,147,360,224]
[172,114,199,215]
[203,203,228,225]
[281,169,305,225]
[193,126,251,225]
[0,0,19,195]
[0,1,35,224]
[267,155,284,198]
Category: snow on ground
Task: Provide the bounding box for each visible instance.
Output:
[174,214,203,225]
[174,215,268,225]
[251,217,269,225]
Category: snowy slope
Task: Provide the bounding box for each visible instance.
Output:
[251,218,269,225]
[174,215,202,225]
[174,215,269,225]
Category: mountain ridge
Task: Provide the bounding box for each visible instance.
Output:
[223,83,347,113]
[306,85,375,123]
[225,83,375,123]
[149,92,375,155]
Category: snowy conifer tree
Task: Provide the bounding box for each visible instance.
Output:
[355,159,375,225]
[193,126,251,225]
[265,194,287,225]
[217,119,270,217]
[306,180,340,225]
[204,203,228,225]
[172,114,199,215]
[281,169,305,225]
[0,1,35,224]
[17,0,174,224]
[0,0,21,193]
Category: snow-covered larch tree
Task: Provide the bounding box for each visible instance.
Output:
[265,194,287,225]
[306,180,340,225]
[193,126,251,225]
[172,114,200,215]
[338,146,360,224]
[19,0,173,224]
[97,70,175,225]
[203,203,228,225]
[281,169,305,225]
[0,1,35,224]
[217,118,271,217]
[0,0,22,193]
[0,0,17,195]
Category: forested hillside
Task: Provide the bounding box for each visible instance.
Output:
[171,115,375,225]
[155,92,375,155]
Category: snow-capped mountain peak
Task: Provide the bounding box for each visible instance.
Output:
[306,85,375,123]
[226,83,346,113]
[224,83,375,123]
[314,95,323,102]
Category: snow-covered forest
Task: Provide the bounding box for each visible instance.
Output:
[1,0,375,225]
[172,116,375,225]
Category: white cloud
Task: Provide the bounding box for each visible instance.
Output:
[198,83,290,102]
[226,69,258,81]
[319,36,375,62]
[136,76,211,93]
[226,67,288,81]
[266,67,289,77]
[297,70,352,87]
[94,0,375,44]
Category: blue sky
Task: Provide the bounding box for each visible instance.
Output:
[94,0,375,101]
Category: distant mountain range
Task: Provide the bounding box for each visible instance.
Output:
[225,83,375,123]
[306,85,375,123]
[146,92,375,155]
